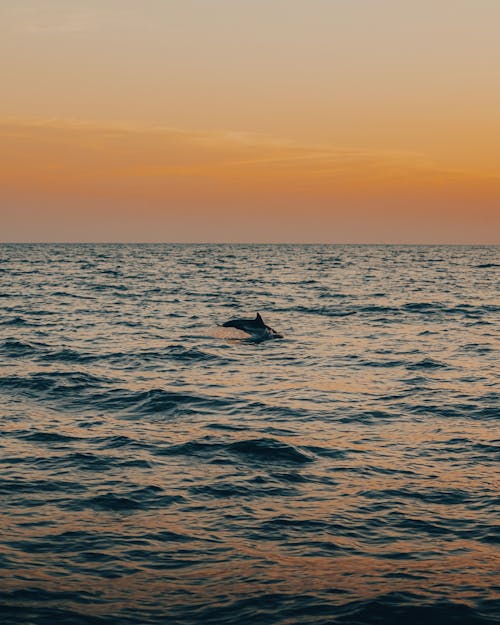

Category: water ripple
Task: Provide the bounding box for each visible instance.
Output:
[1,243,499,625]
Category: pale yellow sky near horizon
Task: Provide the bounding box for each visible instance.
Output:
[1,0,499,242]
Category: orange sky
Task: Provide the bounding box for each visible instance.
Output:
[1,1,499,242]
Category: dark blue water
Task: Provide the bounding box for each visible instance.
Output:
[1,244,499,625]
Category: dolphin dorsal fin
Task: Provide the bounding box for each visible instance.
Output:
[255,313,265,327]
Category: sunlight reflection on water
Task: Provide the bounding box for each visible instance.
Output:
[0,243,498,625]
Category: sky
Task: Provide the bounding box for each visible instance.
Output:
[1,0,499,242]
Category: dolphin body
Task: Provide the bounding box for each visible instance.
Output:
[222,313,283,341]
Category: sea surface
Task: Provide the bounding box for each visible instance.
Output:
[0,243,499,625]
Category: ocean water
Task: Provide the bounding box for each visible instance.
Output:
[0,243,498,625]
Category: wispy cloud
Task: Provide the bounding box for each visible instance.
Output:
[1,117,499,205]
[1,117,498,243]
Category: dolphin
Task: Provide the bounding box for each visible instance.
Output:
[222,313,283,341]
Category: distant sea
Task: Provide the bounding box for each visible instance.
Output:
[1,244,499,625]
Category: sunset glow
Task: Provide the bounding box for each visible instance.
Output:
[1,1,499,242]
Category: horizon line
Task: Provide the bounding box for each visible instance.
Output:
[1,241,498,246]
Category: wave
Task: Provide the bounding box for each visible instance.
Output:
[360,486,471,505]
[228,438,314,464]
[162,345,225,362]
[276,301,495,319]
[166,591,496,625]
[361,358,407,368]
[284,305,357,317]
[0,371,109,396]
[333,593,494,625]
[406,358,448,370]
[19,431,82,444]
[0,476,86,496]
[0,339,48,357]
[36,345,226,365]
[0,370,237,418]
[0,341,198,366]
[75,486,179,512]
[93,387,233,417]
[1,593,493,625]
[191,478,293,499]
[0,315,33,326]
[39,349,99,363]
[158,436,314,466]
